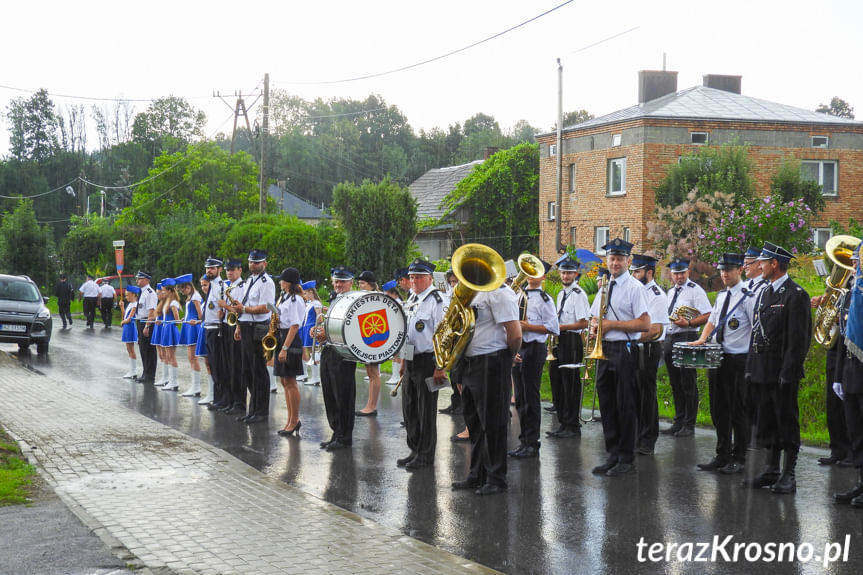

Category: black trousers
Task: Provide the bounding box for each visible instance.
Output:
[596,341,639,464]
[83,297,98,327]
[549,332,583,431]
[100,299,113,327]
[222,324,245,410]
[826,343,850,458]
[636,341,663,449]
[664,332,699,429]
[240,323,269,417]
[708,353,749,462]
[403,352,438,462]
[320,346,357,443]
[137,321,157,382]
[841,353,863,467]
[58,301,72,326]
[512,340,545,447]
[747,380,800,452]
[461,349,512,488]
[204,327,224,402]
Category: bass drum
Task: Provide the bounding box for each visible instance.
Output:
[324,291,406,363]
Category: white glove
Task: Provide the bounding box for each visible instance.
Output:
[833,382,845,401]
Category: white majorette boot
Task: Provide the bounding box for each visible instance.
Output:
[268,365,278,393]
[162,365,179,391]
[306,358,321,385]
[123,358,137,379]
[385,369,400,385]
[155,362,170,386]
[198,374,215,404]
[181,369,201,396]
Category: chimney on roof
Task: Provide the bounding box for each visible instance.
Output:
[483,147,500,160]
[638,70,678,104]
[703,74,742,94]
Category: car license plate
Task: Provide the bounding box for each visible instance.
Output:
[0,324,27,332]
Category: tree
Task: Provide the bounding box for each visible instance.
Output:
[331,177,417,276]
[552,109,594,130]
[441,142,540,259]
[463,113,500,137]
[0,199,54,287]
[770,157,825,213]
[5,89,59,162]
[816,97,855,119]
[131,96,207,157]
[654,142,754,207]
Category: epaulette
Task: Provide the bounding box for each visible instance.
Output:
[261,275,268,283]
[573,286,582,294]
[539,290,550,303]
[428,289,443,303]
[651,285,661,296]
[686,281,696,288]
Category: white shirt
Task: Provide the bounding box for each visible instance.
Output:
[99,284,116,299]
[202,276,225,327]
[708,281,756,354]
[238,273,274,323]
[556,282,590,333]
[665,279,712,335]
[405,285,445,354]
[226,278,246,323]
[184,291,203,323]
[746,274,767,295]
[522,289,560,344]
[769,273,790,292]
[643,279,670,342]
[466,286,519,357]
[277,292,305,330]
[79,280,99,298]
[123,302,137,322]
[589,272,649,342]
[137,284,157,319]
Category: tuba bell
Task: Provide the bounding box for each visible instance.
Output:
[511,253,545,320]
[814,235,861,348]
[433,243,507,371]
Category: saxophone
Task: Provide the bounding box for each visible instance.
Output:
[262,306,279,360]
[224,284,239,326]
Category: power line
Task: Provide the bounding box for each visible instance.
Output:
[274,0,576,86]
[0,179,77,200]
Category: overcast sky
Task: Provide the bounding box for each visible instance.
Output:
[1,0,861,156]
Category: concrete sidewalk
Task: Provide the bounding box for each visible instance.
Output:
[0,353,496,575]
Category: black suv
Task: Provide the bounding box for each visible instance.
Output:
[0,274,53,353]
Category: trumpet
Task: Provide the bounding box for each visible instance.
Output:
[262,307,279,360]
[546,335,557,361]
[224,285,240,326]
[578,274,608,424]
[307,312,326,365]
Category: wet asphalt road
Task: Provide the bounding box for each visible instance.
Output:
[5,325,863,574]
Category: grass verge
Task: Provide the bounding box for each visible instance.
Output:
[0,426,35,506]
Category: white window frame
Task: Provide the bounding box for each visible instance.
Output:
[623,227,631,243]
[547,201,557,221]
[801,160,838,196]
[811,136,829,148]
[594,226,610,254]
[549,144,557,157]
[690,131,709,145]
[607,158,627,196]
[568,163,577,193]
[569,226,577,246]
[814,227,833,250]
[612,133,622,147]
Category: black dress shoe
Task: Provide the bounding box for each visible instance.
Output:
[545,427,564,438]
[770,472,796,494]
[851,494,863,508]
[476,483,507,496]
[438,406,455,414]
[818,455,841,465]
[512,446,539,459]
[834,482,863,504]
[719,461,745,475]
[674,427,694,437]
[507,445,525,457]
[236,414,251,422]
[244,415,266,424]
[660,425,681,435]
[355,410,377,417]
[592,460,617,474]
[606,462,635,477]
[543,406,557,413]
[208,402,227,411]
[320,439,334,449]
[397,453,417,467]
[552,429,580,439]
[838,457,854,468]
[637,446,654,455]
[697,457,728,471]
[451,434,470,443]
[452,478,480,491]
[451,407,463,415]
[405,458,431,470]
[741,471,780,489]
[326,440,351,451]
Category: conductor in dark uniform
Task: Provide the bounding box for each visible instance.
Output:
[744,242,811,494]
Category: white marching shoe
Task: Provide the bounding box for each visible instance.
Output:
[305,361,321,385]
[123,358,137,379]
[198,375,215,404]
[161,366,179,391]
[155,363,170,386]
[385,371,400,385]
[181,370,202,396]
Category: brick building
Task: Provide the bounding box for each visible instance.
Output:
[536,71,863,262]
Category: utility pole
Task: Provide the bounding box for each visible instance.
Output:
[213,90,258,157]
[554,58,563,253]
[260,73,269,214]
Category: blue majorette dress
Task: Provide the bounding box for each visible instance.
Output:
[300,300,321,347]
[159,301,180,347]
[151,309,163,346]
[121,303,138,343]
[178,293,202,346]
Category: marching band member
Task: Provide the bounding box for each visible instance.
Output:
[451,277,521,496]
[356,270,382,417]
[547,255,589,438]
[275,268,306,438]
[383,279,403,385]
[743,242,811,494]
[629,254,668,455]
[134,271,158,384]
[397,258,446,470]
[439,270,464,416]
[317,266,358,451]
[158,278,181,391]
[193,275,214,400]
[216,259,246,414]
[79,274,99,329]
[511,260,559,458]
[743,246,767,294]
[833,243,863,507]
[661,258,712,437]
[690,253,755,474]
[588,239,650,477]
[229,250,275,424]
[151,282,167,385]
[120,285,140,378]
[176,274,203,397]
[300,280,322,385]
[199,258,226,406]
[98,278,116,328]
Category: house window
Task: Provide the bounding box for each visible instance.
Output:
[594,226,609,254]
[801,160,838,196]
[608,158,626,196]
[547,201,557,221]
[568,163,576,193]
[623,227,631,243]
[549,144,557,156]
[612,133,622,147]
[691,132,708,145]
[814,227,832,250]
[811,136,829,148]
[570,226,577,245]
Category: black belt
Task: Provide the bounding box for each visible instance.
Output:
[670,331,697,340]
[464,349,510,364]
[602,340,631,349]
[751,343,777,353]
[239,321,268,326]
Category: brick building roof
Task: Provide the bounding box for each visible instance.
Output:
[409,160,483,219]
[562,86,861,132]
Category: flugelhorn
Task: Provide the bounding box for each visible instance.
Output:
[814,234,861,348]
[433,243,507,371]
[511,253,544,321]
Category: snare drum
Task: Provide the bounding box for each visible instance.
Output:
[324,291,406,363]
[671,342,722,369]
